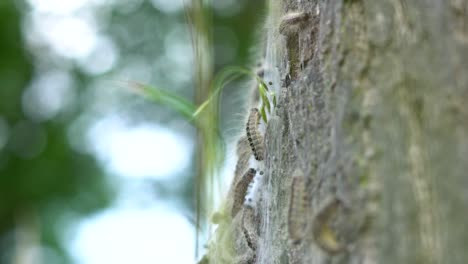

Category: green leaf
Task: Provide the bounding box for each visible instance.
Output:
[259,83,271,113]
[260,105,268,123]
[272,92,277,108]
[260,80,269,91]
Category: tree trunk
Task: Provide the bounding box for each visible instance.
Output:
[253,0,468,263]
[203,1,468,263]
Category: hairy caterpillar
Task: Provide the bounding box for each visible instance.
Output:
[232,168,257,218]
[279,11,310,35]
[246,108,265,161]
[242,205,258,252]
[233,136,252,185]
[312,197,345,254]
[287,174,310,244]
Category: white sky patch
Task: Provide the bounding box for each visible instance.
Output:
[69,206,195,264]
[87,116,192,179]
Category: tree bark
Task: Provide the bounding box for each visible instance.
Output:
[254,0,468,263]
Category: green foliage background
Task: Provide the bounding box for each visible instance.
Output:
[0,0,265,262]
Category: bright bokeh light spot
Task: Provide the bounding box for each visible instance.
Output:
[70,207,195,264]
[22,70,75,121]
[45,17,97,58]
[88,116,192,179]
[79,36,119,75]
[26,14,98,60]
[28,0,91,14]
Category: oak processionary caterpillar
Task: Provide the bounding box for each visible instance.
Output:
[312,197,345,254]
[246,108,265,161]
[288,174,309,244]
[242,205,258,252]
[232,168,257,218]
[279,11,310,35]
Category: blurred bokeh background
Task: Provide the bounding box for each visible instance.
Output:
[0,0,265,263]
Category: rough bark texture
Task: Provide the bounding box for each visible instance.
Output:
[253,0,468,263]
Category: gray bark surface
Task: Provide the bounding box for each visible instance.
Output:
[254,0,468,263]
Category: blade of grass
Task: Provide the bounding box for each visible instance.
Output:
[128,81,197,121]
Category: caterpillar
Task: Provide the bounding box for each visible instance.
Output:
[288,174,309,244]
[246,108,265,161]
[232,168,257,218]
[279,11,310,35]
[312,197,345,254]
[234,136,251,183]
[242,205,258,252]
